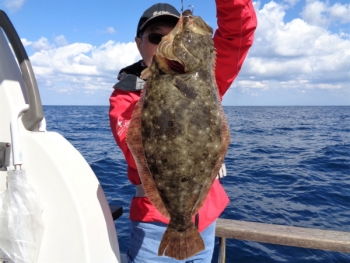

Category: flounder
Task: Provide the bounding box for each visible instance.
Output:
[126,9,230,260]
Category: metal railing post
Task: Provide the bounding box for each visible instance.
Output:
[218,237,226,263]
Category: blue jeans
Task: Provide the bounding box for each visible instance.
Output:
[127,221,216,263]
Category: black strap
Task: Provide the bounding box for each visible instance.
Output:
[113,74,145,91]
[118,59,147,78]
[113,60,147,92]
[195,213,199,229]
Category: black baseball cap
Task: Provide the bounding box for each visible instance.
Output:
[136,3,180,37]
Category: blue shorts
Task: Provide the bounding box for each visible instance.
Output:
[127,221,216,263]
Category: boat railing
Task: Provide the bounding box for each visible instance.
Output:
[215,218,350,263]
[0,10,43,131]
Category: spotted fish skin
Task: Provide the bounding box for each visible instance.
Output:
[126,9,230,260]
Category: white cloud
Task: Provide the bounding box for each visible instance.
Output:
[31,37,55,51]
[237,0,350,100]
[97,27,117,35]
[20,0,349,105]
[283,0,301,7]
[106,27,116,34]
[55,35,68,47]
[329,3,350,24]
[27,37,141,96]
[301,0,350,27]
[2,0,25,12]
[21,38,32,47]
[300,0,329,27]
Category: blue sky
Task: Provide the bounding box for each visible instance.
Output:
[1,0,349,106]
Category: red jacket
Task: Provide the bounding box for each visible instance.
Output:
[109,0,257,232]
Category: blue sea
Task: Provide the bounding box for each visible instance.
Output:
[43,105,350,263]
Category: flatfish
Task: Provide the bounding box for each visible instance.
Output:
[126,9,230,260]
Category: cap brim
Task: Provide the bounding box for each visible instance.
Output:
[139,14,180,32]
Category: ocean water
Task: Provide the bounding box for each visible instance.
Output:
[43,105,350,263]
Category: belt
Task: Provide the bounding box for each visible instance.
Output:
[135,184,147,197]
[134,164,227,197]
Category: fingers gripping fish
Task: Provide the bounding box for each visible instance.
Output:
[126,9,230,260]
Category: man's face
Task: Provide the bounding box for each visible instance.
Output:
[136,23,174,67]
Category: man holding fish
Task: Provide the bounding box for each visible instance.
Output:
[109,1,257,262]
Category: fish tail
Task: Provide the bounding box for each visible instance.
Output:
[158,223,205,260]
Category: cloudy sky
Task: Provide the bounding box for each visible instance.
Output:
[1,0,349,106]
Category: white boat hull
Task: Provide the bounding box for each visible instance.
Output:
[0,11,122,263]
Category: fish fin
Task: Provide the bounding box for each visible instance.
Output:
[141,175,170,218]
[192,88,231,216]
[158,223,204,260]
[140,67,151,80]
[126,86,170,219]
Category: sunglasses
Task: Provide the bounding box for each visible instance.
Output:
[140,33,164,45]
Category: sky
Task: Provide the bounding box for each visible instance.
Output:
[0,0,349,106]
